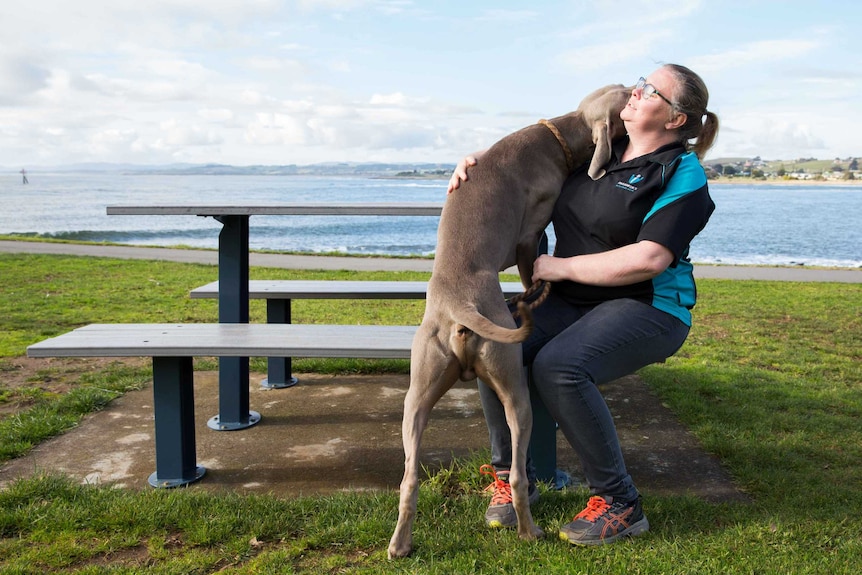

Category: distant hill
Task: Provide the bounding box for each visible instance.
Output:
[5,162,456,178]
[7,156,858,179]
[129,162,457,177]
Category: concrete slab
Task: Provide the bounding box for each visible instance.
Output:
[0,369,747,503]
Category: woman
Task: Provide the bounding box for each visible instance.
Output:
[448,64,719,545]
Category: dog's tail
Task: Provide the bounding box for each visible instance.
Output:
[454,301,533,344]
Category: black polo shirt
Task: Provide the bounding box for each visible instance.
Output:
[551,137,715,325]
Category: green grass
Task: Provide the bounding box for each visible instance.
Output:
[1,251,860,573]
[0,362,149,461]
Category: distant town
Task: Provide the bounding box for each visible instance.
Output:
[123,155,862,183]
[703,156,859,182]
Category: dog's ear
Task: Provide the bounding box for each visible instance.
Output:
[587,118,612,180]
[585,84,631,180]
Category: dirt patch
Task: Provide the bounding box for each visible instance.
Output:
[0,357,147,417]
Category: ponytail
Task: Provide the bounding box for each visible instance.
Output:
[665,64,719,159]
[691,110,719,159]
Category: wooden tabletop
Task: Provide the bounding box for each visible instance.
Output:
[107,202,443,217]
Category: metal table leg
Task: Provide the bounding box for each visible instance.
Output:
[261,298,299,389]
[149,357,206,487]
[207,215,261,431]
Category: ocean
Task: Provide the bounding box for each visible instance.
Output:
[2,172,860,268]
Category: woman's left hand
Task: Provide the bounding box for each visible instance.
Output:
[531,254,569,283]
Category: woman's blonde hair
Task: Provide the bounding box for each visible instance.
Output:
[665,64,719,159]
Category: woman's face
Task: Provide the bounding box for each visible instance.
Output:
[620,67,679,132]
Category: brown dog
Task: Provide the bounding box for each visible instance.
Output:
[387,84,631,558]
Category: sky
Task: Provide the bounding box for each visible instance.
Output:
[1,0,859,168]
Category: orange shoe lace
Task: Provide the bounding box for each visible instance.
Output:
[574,496,611,522]
[480,464,512,505]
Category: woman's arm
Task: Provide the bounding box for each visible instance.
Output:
[532,240,674,286]
[446,149,488,194]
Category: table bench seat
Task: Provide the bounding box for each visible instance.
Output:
[190,279,527,300]
[27,323,416,489]
[27,323,417,359]
[190,280,527,389]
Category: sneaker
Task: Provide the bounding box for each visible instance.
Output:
[480,464,539,528]
[559,495,649,545]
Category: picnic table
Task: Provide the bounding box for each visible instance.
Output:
[107,203,443,430]
[24,202,570,488]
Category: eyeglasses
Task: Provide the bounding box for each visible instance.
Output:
[636,77,674,107]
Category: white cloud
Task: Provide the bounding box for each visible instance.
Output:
[91,129,140,152]
[298,0,366,9]
[242,57,305,73]
[689,39,819,74]
[0,1,860,167]
[157,119,223,147]
[747,119,826,158]
[296,0,411,13]
[710,107,831,160]
[369,92,409,106]
[245,112,309,146]
[476,9,540,23]
[0,52,52,104]
[556,36,664,73]
[553,0,698,75]
[198,108,235,122]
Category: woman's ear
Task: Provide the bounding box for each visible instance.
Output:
[666,111,687,130]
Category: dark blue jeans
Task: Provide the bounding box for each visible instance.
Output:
[478,292,690,502]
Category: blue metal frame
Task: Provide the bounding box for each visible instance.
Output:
[148,356,206,487]
[207,215,261,431]
[261,298,299,389]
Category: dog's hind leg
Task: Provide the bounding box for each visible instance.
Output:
[505,388,545,541]
[389,326,461,559]
[480,347,545,541]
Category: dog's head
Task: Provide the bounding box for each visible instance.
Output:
[578,84,631,180]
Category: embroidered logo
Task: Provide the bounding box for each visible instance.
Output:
[615,173,644,192]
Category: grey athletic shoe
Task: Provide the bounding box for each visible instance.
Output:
[559,495,649,545]
[480,464,540,529]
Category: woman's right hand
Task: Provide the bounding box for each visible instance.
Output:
[446,149,486,194]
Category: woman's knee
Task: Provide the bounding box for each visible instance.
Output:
[530,342,590,394]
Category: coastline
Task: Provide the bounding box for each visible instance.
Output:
[0,239,859,281]
[380,174,862,186]
[708,177,861,187]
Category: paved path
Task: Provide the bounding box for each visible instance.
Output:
[2,240,860,282]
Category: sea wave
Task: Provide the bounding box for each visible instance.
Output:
[2,174,860,268]
[694,254,861,269]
